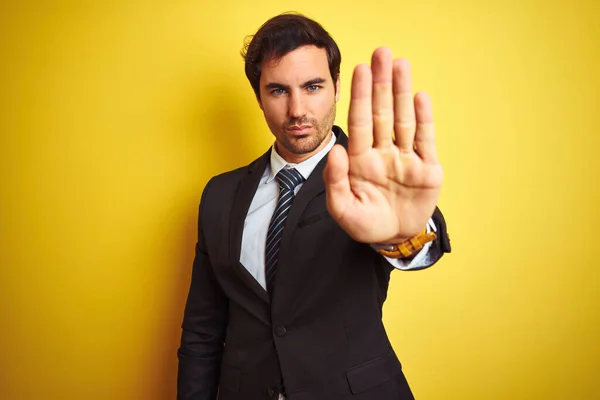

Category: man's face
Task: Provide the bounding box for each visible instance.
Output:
[258,45,340,163]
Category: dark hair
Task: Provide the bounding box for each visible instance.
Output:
[241,12,341,99]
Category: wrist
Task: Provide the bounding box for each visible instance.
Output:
[375,228,436,259]
[378,236,411,246]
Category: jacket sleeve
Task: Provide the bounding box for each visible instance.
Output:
[378,206,451,271]
[417,206,451,269]
[177,179,229,399]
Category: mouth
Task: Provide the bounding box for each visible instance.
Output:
[286,125,312,135]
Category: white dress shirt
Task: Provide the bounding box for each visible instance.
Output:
[240,132,436,290]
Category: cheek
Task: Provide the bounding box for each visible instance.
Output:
[314,97,336,119]
[262,107,278,122]
[262,104,285,128]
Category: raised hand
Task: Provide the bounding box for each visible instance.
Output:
[324,47,443,244]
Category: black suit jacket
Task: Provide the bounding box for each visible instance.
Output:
[178,126,451,400]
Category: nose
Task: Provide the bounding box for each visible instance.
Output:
[288,91,306,119]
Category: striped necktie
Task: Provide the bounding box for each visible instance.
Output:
[265,167,305,293]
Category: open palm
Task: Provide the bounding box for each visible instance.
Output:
[324,47,443,244]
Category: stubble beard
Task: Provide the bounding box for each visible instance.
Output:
[278,103,337,156]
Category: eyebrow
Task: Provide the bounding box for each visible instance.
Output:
[265,77,327,91]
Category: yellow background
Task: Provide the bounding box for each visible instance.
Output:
[1,0,598,399]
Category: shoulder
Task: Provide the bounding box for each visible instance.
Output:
[201,150,269,200]
[208,164,250,188]
[209,152,267,186]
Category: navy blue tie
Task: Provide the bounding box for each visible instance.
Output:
[265,168,305,293]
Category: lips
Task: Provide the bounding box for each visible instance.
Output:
[286,125,312,134]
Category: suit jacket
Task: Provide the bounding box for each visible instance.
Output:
[178,126,451,400]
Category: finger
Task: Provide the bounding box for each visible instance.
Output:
[371,47,394,149]
[392,58,416,152]
[348,63,373,156]
[323,144,351,219]
[414,92,438,163]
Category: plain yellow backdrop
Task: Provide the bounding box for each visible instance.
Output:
[1,0,598,399]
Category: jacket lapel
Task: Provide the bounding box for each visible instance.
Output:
[229,150,271,305]
[227,127,348,307]
[272,128,348,302]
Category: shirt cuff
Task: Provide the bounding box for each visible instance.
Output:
[371,218,437,271]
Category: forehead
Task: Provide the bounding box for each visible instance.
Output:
[260,45,330,84]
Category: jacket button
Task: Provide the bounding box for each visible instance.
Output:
[274,325,287,337]
[267,387,276,397]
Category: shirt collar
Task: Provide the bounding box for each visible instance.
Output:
[267,131,337,184]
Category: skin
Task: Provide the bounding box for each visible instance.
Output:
[258,45,340,164]
[258,45,443,245]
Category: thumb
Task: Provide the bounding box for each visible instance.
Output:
[324,144,351,219]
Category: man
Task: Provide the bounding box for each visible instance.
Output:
[178,12,450,400]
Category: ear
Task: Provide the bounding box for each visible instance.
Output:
[256,93,263,110]
[335,75,341,103]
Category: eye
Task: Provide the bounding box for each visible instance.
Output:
[271,88,286,96]
[306,85,321,92]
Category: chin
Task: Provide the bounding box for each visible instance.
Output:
[287,135,315,150]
